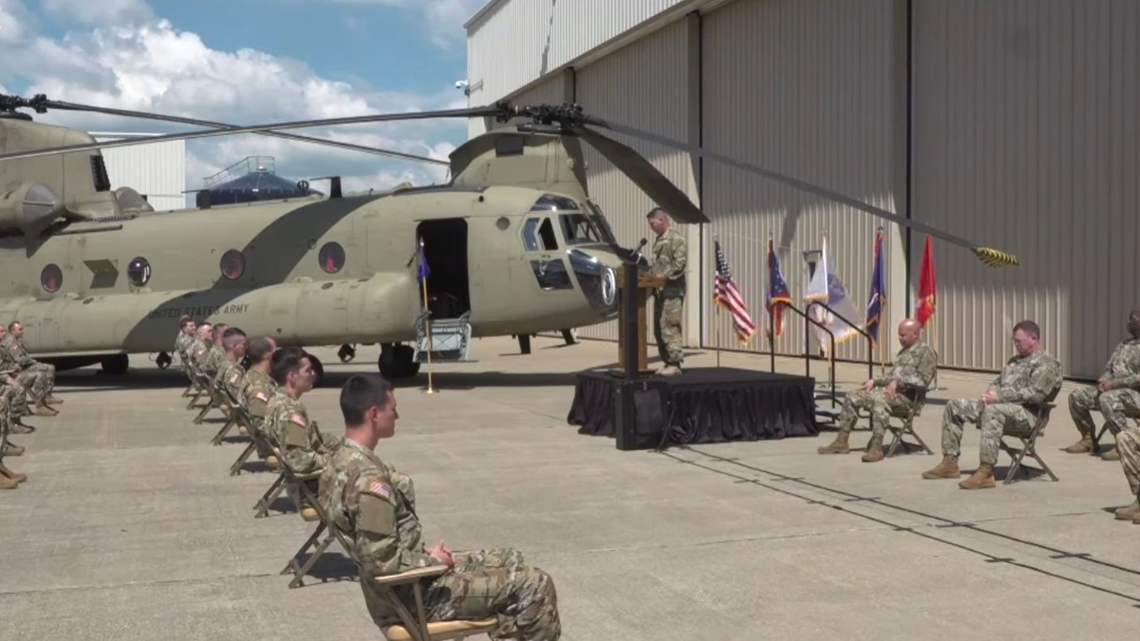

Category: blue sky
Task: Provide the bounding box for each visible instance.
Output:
[0,0,488,192]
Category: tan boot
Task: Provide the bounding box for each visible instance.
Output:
[3,442,24,456]
[861,434,885,463]
[1,467,26,483]
[0,475,17,490]
[34,403,58,417]
[1114,500,1140,521]
[1061,437,1093,453]
[959,463,996,490]
[657,365,682,377]
[301,506,319,522]
[238,425,249,436]
[922,455,960,479]
[45,396,63,405]
[10,421,33,434]
[1101,447,1120,461]
[266,455,280,470]
[817,431,851,454]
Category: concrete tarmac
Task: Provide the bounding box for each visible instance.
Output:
[1,336,1139,639]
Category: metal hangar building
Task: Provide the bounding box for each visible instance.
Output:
[92,133,187,211]
[464,0,1138,379]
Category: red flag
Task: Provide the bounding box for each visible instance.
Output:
[916,235,937,327]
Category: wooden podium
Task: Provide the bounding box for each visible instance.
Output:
[614,268,664,376]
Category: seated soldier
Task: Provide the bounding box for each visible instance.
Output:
[0,394,26,489]
[239,336,279,468]
[1064,307,1140,460]
[818,318,937,461]
[1112,422,1140,523]
[923,320,1062,489]
[202,323,229,380]
[320,375,561,640]
[3,322,61,406]
[0,366,34,433]
[174,315,196,372]
[213,327,248,401]
[264,347,336,521]
[188,323,213,374]
[0,324,55,416]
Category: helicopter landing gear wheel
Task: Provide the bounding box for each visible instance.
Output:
[378,343,420,379]
[337,344,356,363]
[305,353,325,387]
[101,354,129,376]
[155,351,172,369]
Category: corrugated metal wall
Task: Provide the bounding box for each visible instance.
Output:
[701,0,902,364]
[94,135,187,211]
[466,0,697,108]
[573,19,698,342]
[912,0,1139,379]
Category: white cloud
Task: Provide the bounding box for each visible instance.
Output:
[327,0,485,49]
[0,2,470,198]
[41,0,152,26]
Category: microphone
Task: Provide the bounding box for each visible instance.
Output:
[631,237,648,264]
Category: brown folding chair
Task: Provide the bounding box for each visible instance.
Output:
[998,387,1062,484]
[278,466,351,589]
[373,566,498,641]
[853,388,933,457]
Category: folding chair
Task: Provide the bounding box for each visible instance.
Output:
[998,387,1062,484]
[252,469,288,518]
[853,388,933,457]
[1092,407,1140,452]
[192,372,237,426]
[374,566,498,641]
[278,467,350,589]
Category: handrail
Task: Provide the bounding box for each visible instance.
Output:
[804,301,875,383]
[768,302,836,407]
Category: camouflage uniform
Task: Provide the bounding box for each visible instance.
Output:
[1066,337,1140,452]
[202,343,225,380]
[650,227,686,368]
[938,349,1062,466]
[174,331,193,373]
[320,438,560,640]
[1116,427,1140,522]
[0,337,50,407]
[819,340,938,460]
[264,390,334,476]
[0,335,55,393]
[239,368,277,459]
[0,363,31,424]
[214,357,245,406]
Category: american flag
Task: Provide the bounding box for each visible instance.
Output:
[713,241,756,343]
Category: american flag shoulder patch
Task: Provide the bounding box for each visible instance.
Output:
[229,372,239,384]
[289,412,306,426]
[367,480,392,500]
[255,391,269,402]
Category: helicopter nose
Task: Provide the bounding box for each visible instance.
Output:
[567,247,624,316]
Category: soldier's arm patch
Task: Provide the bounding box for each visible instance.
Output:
[255,391,269,402]
[283,419,308,447]
[290,412,307,426]
[366,479,393,501]
[358,493,397,536]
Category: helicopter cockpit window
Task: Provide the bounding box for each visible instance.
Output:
[559,213,605,245]
[127,257,151,287]
[318,242,345,274]
[40,264,62,293]
[530,194,579,212]
[521,218,559,251]
[220,250,245,280]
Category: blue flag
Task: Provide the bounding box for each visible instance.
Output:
[765,239,792,337]
[865,229,885,346]
[417,238,430,282]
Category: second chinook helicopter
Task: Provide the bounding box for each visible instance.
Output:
[0,95,1017,382]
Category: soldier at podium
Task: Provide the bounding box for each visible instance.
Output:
[647,207,687,376]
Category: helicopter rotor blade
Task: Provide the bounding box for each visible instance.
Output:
[32,98,449,166]
[578,116,1018,268]
[0,102,501,163]
[568,125,709,225]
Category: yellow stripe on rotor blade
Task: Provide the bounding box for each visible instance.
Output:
[972,247,1019,268]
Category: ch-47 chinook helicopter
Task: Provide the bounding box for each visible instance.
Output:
[0,93,1018,383]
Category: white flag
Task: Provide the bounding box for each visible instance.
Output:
[804,236,861,351]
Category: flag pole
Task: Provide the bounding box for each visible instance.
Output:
[418,240,436,395]
[713,235,722,368]
[880,226,887,376]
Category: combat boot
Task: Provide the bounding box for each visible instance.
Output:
[301,506,319,522]
[1101,447,1120,461]
[0,475,17,490]
[861,434,885,463]
[34,403,58,417]
[657,365,682,377]
[45,396,63,405]
[1114,500,1140,521]
[3,442,24,456]
[266,455,280,470]
[10,420,33,434]
[1,467,26,483]
[1061,437,1093,453]
[958,463,996,490]
[921,455,960,479]
[817,431,851,454]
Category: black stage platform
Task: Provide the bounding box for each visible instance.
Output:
[567,367,819,449]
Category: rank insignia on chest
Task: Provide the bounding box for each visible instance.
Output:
[289,412,306,426]
[368,480,392,499]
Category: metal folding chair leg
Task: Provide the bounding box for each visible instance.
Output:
[210,415,238,445]
[253,472,286,518]
[281,521,338,589]
[229,442,257,476]
[1001,426,1059,484]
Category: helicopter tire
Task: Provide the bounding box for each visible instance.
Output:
[379,344,420,379]
[306,353,325,387]
[338,344,356,363]
[101,354,129,376]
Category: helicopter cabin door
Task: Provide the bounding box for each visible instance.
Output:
[415,219,471,320]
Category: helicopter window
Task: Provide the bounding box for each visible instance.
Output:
[530,194,579,211]
[40,264,62,293]
[220,250,245,280]
[559,213,606,245]
[318,242,346,273]
[537,218,559,250]
[127,257,151,287]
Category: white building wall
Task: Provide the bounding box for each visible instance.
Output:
[912,0,1140,379]
[92,134,187,211]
